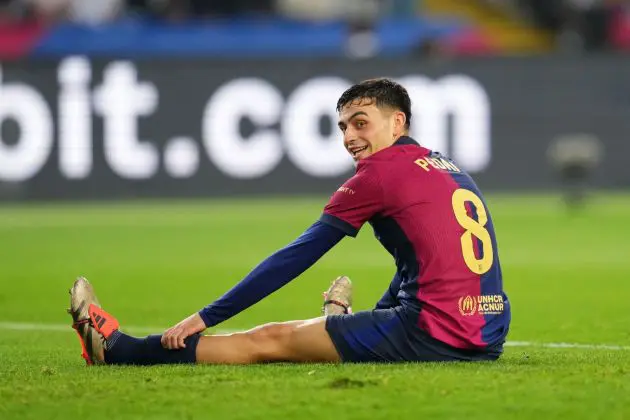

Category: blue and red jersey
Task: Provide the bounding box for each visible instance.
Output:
[199,136,510,351]
[320,136,510,349]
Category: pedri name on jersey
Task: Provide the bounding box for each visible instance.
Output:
[415,157,461,173]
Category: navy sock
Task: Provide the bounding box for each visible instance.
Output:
[104,330,201,365]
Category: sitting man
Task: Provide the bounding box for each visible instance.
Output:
[68,78,510,365]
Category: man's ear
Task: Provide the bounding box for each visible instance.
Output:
[393,110,407,137]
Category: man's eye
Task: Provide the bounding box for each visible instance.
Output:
[356,121,366,128]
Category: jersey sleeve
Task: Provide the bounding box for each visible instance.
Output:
[198,221,345,328]
[319,165,384,237]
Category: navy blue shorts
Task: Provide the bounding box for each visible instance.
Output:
[325,306,502,363]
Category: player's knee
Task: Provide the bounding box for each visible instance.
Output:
[246,322,296,361]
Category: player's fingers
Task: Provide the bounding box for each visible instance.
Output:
[175,328,188,350]
[173,331,186,350]
[164,329,176,349]
[171,330,183,350]
[162,328,177,348]
[167,331,178,349]
[162,333,170,349]
[162,325,189,349]
[161,330,171,348]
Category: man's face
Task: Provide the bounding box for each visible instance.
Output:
[337,99,404,162]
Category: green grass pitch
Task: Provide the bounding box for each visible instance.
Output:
[0,194,629,419]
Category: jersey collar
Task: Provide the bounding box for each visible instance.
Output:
[355,136,422,170]
[393,136,420,146]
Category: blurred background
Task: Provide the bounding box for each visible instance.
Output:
[2,0,630,56]
[0,0,629,200]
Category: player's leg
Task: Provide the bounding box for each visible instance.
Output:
[68,276,347,365]
[69,276,498,365]
[194,275,352,363]
[68,277,197,366]
[194,317,339,364]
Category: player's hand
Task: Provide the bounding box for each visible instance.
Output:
[161,312,206,350]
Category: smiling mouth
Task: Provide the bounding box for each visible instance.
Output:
[351,146,368,158]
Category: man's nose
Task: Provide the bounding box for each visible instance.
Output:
[344,130,357,147]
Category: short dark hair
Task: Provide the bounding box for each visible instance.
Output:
[336,78,412,129]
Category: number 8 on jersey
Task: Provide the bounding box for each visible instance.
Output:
[451,189,494,275]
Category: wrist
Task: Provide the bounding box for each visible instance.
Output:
[197,310,212,328]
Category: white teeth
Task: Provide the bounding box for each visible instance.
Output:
[352,146,367,156]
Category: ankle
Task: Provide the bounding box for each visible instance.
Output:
[324,299,349,315]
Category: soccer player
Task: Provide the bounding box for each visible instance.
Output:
[68,78,510,365]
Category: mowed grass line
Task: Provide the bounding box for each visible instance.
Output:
[0,193,629,419]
